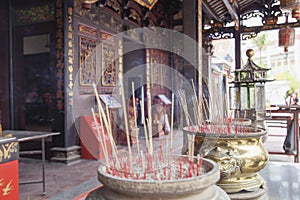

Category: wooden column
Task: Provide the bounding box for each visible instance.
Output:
[235,20,241,70]
[198,0,202,119]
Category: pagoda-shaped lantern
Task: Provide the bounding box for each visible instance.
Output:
[229,49,273,122]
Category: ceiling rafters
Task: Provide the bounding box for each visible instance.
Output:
[202,0,223,22]
[222,0,239,21]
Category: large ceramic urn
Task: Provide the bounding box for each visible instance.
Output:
[93,153,230,200]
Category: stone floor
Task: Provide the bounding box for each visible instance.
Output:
[19,158,100,200]
[19,127,296,200]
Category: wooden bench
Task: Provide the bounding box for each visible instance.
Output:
[265,107,299,162]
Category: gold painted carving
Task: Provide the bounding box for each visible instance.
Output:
[67,6,74,100]
[100,32,115,42]
[104,0,121,13]
[79,24,97,37]
[134,0,159,10]
[0,142,18,163]
[80,37,97,86]
[0,178,14,196]
[56,0,64,111]
[102,43,116,86]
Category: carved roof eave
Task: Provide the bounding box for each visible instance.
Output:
[202,0,294,40]
[236,59,271,72]
[205,16,300,41]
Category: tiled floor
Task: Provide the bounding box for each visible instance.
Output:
[19,159,100,200]
[19,127,296,200]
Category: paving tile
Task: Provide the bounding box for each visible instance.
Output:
[19,128,294,199]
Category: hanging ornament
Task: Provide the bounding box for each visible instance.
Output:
[281,0,300,20]
[278,14,295,52]
[292,7,300,20]
[279,26,295,52]
[281,0,300,10]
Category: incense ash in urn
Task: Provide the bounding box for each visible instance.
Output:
[94,153,230,200]
[88,85,229,199]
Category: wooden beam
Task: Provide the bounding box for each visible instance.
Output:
[202,0,222,22]
[222,0,239,21]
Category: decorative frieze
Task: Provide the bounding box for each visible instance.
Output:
[55,0,64,111]
[15,4,55,25]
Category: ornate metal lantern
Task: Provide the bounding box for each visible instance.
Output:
[229,49,273,121]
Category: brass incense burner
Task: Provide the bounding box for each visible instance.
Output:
[183,125,269,194]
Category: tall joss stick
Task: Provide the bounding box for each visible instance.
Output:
[131,81,140,154]
[146,49,153,155]
[120,81,133,169]
[147,93,153,155]
[91,108,109,165]
[92,84,119,166]
[165,127,169,155]
[106,104,112,137]
[178,90,190,126]
[192,79,201,125]
[140,100,150,152]
[170,93,174,153]
[178,90,193,160]
[202,97,209,122]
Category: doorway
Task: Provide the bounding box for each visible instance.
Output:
[12,24,55,131]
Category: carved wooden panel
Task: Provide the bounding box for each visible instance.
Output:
[101,42,117,87]
[79,37,98,86]
[78,24,98,37]
[149,49,169,89]
[150,49,160,89]
[160,51,170,87]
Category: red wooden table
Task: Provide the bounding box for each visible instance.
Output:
[0,137,19,200]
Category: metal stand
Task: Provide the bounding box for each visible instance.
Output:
[3,130,60,196]
[19,138,46,196]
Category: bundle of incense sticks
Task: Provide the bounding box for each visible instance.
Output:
[186,124,252,135]
[92,83,179,175]
[102,153,204,181]
[177,79,255,160]
[92,84,120,168]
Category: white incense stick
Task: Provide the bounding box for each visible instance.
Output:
[192,79,201,125]
[202,98,209,122]
[93,84,119,165]
[132,81,140,154]
[178,90,191,126]
[140,100,150,152]
[170,93,174,153]
[91,108,109,165]
[119,82,132,168]
[147,93,153,155]
[146,118,153,155]
[106,104,112,138]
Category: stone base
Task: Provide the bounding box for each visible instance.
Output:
[50,145,81,165]
[218,174,265,194]
[228,186,268,200]
[85,185,230,200]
